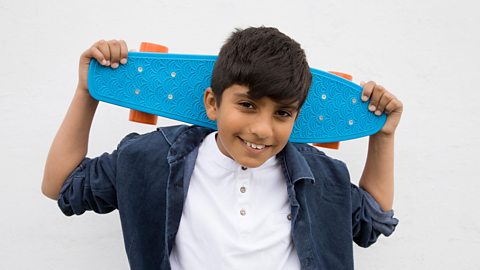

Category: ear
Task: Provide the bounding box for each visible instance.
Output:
[203,87,218,121]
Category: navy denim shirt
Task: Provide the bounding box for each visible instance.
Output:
[58,125,398,270]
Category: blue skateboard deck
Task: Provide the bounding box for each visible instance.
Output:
[88,52,386,143]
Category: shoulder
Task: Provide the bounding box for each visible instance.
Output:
[115,124,190,152]
[117,124,197,146]
[291,143,347,170]
[116,124,214,156]
[288,143,350,184]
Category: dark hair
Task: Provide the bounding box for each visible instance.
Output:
[211,26,312,111]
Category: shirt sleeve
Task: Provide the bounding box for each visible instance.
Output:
[57,132,139,216]
[351,184,399,247]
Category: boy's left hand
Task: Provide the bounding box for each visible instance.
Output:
[361,81,403,137]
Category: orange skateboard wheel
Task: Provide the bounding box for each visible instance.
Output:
[312,71,353,150]
[128,42,169,125]
[328,71,353,81]
[139,42,168,53]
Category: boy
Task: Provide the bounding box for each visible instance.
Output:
[42,27,402,269]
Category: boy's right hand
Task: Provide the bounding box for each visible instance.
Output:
[77,39,128,95]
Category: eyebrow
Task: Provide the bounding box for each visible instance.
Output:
[277,101,299,110]
[233,93,254,99]
[233,93,299,110]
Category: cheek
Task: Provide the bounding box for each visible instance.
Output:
[276,123,295,138]
[276,139,289,151]
[218,113,243,132]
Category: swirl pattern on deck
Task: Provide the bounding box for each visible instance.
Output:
[89,52,386,143]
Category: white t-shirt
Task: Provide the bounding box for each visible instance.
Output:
[169,132,301,270]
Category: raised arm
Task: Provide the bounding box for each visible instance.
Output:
[41,40,129,200]
[357,81,403,211]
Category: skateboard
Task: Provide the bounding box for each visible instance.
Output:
[88,42,386,145]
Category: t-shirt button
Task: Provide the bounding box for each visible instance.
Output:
[241,166,247,170]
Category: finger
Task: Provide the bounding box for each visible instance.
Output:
[381,99,403,135]
[368,84,386,113]
[361,81,376,102]
[108,40,121,69]
[119,40,128,64]
[95,40,111,66]
[375,92,394,116]
[384,98,403,115]
[90,47,108,66]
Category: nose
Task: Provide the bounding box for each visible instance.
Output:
[248,113,274,140]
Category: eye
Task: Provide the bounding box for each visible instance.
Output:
[277,110,292,118]
[238,102,254,109]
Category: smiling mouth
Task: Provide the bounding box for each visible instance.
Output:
[239,137,272,150]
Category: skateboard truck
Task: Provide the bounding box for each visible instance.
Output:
[313,71,353,149]
[128,42,169,125]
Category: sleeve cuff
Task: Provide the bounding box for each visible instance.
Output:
[360,187,399,236]
[57,158,91,216]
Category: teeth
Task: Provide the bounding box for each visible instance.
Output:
[243,139,266,150]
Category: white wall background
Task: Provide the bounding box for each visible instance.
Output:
[1,0,479,269]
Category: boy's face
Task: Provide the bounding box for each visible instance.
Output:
[204,84,299,168]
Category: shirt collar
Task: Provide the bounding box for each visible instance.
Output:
[164,125,214,164]
[165,125,315,184]
[276,142,316,184]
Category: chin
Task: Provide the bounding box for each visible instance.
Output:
[239,158,267,169]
